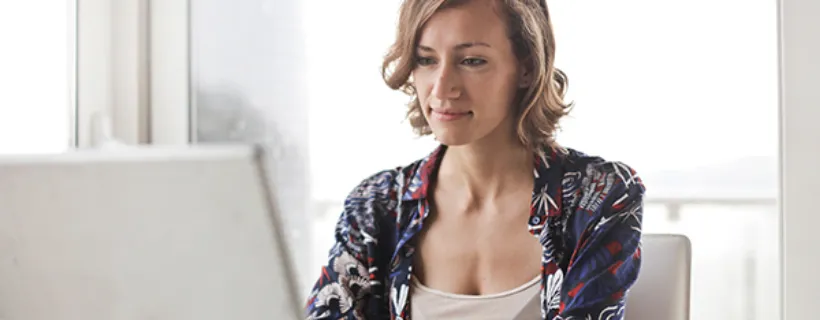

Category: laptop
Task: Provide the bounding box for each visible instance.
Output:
[0,144,302,320]
[625,233,692,320]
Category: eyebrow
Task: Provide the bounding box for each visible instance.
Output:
[417,42,492,52]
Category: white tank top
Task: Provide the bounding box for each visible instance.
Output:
[410,276,542,319]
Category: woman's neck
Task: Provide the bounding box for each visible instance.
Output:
[438,138,534,205]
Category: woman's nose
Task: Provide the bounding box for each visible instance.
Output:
[431,65,462,100]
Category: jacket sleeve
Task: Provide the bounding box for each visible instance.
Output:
[557,162,645,320]
[305,171,396,320]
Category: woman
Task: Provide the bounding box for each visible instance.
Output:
[305,0,645,319]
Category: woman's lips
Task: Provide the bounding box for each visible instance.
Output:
[431,109,472,122]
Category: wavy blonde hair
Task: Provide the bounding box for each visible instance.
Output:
[382,0,572,153]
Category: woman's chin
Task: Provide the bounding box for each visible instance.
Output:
[432,132,474,147]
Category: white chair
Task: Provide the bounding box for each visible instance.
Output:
[625,234,692,320]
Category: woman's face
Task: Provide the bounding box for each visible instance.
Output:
[413,0,526,147]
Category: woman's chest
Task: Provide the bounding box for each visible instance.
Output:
[412,210,544,296]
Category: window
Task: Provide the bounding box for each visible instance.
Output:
[0,1,75,154]
[549,1,779,318]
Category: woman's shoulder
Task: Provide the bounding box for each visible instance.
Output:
[556,147,646,252]
[344,168,402,204]
[559,147,646,197]
[341,155,430,216]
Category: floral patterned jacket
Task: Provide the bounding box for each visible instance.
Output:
[305,145,645,320]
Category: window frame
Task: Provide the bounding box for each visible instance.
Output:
[147,0,191,145]
[68,0,78,147]
[75,0,155,147]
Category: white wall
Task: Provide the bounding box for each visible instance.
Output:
[779,0,820,318]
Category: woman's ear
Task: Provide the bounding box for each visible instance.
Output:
[519,70,533,88]
[518,59,534,88]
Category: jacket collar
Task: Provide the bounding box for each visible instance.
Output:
[400,145,566,220]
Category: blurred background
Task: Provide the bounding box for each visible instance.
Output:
[0,0,780,319]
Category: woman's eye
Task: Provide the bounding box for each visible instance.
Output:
[462,58,487,66]
[416,57,435,66]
